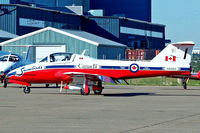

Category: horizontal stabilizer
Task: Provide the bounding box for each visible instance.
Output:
[191,71,200,79]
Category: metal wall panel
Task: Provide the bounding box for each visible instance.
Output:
[98,46,125,60]
[90,0,151,22]
[0,5,17,34]
[0,0,10,4]
[120,19,148,30]
[2,30,98,60]
[82,17,119,42]
[119,19,165,50]
[16,6,82,35]
[9,0,90,13]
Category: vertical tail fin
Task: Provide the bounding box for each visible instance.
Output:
[151,41,195,65]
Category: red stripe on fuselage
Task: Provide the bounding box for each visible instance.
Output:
[8,68,191,84]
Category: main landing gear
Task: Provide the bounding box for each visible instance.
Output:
[80,81,104,95]
[80,75,90,95]
[3,79,8,88]
[1,78,4,83]
[94,89,102,95]
[80,88,90,95]
[80,76,103,95]
[93,81,103,95]
[182,77,189,90]
[80,86,103,95]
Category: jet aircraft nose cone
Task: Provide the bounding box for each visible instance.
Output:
[0,71,4,76]
[0,62,14,72]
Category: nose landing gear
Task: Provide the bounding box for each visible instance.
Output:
[23,86,31,94]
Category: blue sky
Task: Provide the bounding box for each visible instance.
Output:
[152,0,200,47]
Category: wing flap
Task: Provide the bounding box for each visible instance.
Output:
[64,72,117,83]
[64,72,101,81]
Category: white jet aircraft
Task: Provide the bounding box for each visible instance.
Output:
[6,41,195,95]
[0,52,32,83]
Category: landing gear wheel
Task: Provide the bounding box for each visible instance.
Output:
[23,86,31,94]
[80,88,90,95]
[94,89,102,95]
[94,81,103,95]
[183,82,187,90]
[1,75,5,83]
[182,78,187,90]
[3,79,7,88]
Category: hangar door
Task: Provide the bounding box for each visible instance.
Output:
[35,45,66,62]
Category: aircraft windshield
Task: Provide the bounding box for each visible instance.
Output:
[0,55,20,62]
[50,53,72,62]
[0,56,8,62]
[9,56,20,62]
[40,53,73,62]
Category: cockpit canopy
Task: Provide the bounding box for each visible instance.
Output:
[40,53,73,63]
[0,54,21,62]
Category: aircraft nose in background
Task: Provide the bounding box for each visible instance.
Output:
[0,62,14,72]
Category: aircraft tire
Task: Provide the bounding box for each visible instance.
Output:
[182,78,187,90]
[94,89,102,95]
[80,88,90,95]
[183,82,187,90]
[3,79,7,88]
[24,87,31,94]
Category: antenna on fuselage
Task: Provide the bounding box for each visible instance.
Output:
[81,49,88,56]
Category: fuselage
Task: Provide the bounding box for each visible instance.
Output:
[7,53,191,84]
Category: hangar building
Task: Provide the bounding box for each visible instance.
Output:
[0,27,126,62]
[0,1,165,60]
[0,4,165,50]
[82,16,165,49]
[1,0,151,21]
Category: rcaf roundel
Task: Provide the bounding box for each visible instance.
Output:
[130,63,139,73]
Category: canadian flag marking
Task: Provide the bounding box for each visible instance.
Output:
[165,56,176,62]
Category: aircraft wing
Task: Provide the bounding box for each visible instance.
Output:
[64,72,116,83]
[64,72,101,82]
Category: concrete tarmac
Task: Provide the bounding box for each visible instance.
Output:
[0,84,200,133]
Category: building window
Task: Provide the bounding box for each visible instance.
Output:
[120,26,163,39]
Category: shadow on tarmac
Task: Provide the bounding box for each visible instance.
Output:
[8,85,200,97]
[103,92,200,97]
[16,91,200,97]
[103,93,154,97]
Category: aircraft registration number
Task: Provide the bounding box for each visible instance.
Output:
[164,67,177,71]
